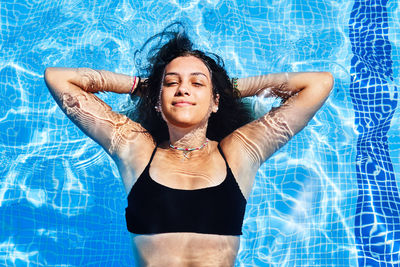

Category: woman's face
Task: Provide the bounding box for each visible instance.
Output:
[159,55,219,129]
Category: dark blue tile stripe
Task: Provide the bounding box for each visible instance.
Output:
[349,0,400,265]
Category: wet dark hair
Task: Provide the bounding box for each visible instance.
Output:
[122,23,254,144]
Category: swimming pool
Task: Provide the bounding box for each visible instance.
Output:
[1,0,399,266]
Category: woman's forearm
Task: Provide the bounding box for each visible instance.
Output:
[236,72,331,100]
[46,67,137,94]
[73,68,136,94]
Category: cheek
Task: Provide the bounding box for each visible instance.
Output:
[159,88,172,105]
[198,96,216,119]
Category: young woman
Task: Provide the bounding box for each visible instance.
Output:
[44,28,333,266]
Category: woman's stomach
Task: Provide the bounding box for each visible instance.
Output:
[129,232,240,267]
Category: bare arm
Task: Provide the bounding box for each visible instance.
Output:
[44,67,154,161]
[222,72,334,176]
[236,72,327,100]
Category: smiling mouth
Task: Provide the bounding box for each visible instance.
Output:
[172,102,194,107]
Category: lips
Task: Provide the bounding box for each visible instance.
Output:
[172,101,194,107]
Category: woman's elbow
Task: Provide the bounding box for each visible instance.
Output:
[44,67,58,85]
[44,67,74,89]
[44,67,55,88]
[320,72,334,92]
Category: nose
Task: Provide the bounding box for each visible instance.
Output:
[175,84,190,96]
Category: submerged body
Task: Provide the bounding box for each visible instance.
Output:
[45,36,333,265]
[120,142,253,266]
[120,142,247,267]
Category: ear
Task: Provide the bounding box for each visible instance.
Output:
[212,93,220,113]
[155,101,162,113]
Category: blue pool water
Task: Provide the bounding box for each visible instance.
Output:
[1,0,399,266]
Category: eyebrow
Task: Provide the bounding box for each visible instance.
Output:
[164,72,208,79]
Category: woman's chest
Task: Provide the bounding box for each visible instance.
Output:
[149,158,227,190]
[117,145,254,200]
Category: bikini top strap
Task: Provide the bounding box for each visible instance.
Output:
[147,146,158,165]
[217,143,228,163]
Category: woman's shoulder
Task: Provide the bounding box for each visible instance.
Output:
[113,127,156,171]
[114,137,156,194]
[218,138,258,200]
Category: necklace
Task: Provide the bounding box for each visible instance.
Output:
[169,139,209,159]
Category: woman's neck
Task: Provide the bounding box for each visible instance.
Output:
[167,122,209,149]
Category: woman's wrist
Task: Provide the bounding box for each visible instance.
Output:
[130,76,140,95]
[231,77,239,91]
[130,77,146,97]
[231,77,256,98]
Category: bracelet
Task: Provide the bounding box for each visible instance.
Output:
[232,77,238,90]
[136,77,141,94]
[130,76,137,95]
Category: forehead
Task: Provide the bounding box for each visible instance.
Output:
[165,56,210,78]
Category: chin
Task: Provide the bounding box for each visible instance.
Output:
[163,110,210,129]
[168,120,198,129]
[165,116,206,129]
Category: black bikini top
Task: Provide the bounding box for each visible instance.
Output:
[125,144,247,235]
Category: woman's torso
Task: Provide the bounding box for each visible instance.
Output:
[116,141,256,267]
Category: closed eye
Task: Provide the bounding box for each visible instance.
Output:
[164,82,178,86]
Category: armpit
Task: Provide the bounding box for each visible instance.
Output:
[230,98,313,167]
[60,91,152,157]
[109,117,153,156]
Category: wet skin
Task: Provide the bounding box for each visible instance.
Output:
[44,56,333,266]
